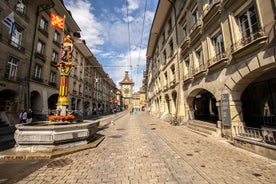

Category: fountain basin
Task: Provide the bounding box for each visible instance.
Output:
[14,120,100,152]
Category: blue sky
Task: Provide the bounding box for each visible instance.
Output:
[64,0,158,92]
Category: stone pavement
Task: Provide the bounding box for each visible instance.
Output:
[15,112,276,184]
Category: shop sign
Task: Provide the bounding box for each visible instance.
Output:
[221,94,231,126]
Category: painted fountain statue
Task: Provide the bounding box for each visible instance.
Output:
[14,35,99,153]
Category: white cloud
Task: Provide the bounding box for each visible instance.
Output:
[65,0,105,50]
[65,0,157,91]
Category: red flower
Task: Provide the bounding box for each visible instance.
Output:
[48,115,75,121]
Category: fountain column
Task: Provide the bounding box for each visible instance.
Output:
[56,35,74,115]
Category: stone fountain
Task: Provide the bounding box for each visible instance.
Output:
[14,35,100,154]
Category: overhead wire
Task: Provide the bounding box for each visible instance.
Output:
[125,0,132,79]
[135,0,147,85]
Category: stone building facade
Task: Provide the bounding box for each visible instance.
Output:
[145,0,276,143]
[0,0,116,123]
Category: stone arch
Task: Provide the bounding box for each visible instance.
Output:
[187,89,218,123]
[224,58,276,101]
[48,94,58,111]
[171,90,177,115]
[222,54,276,130]
[241,70,276,128]
[30,90,43,114]
[164,94,170,114]
[0,89,18,111]
[77,99,82,110]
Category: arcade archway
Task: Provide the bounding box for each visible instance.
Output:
[241,77,276,128]
[30,91,43,113]
[48,94,58,111]
[193,90,218,123]
[0,89,18,111]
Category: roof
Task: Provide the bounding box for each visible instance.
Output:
[119,71,134,85]
[146,0,172,58]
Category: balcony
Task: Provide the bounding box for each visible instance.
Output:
[48,82,57,87]
[15,9,30,23]
[51,61,58,67]
[32,76,43,82]
[207,52,228,72]
[183,71,193,83]
[180,37,190,55]
[9,40,25,53]
[38,27,49,38]
[35,52,46,62]
[193,64,207,79]
[53,40,60,47]
[5,75,20,82]
[202,0,221,30]
[189,20,202,45]
[231,29,268,59]
[169,79,176,88]
[163,84,169,91]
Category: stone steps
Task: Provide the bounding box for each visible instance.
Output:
[187,120,218,137]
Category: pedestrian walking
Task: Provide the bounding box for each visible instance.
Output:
[19,110,24,123]
[20,110,27,123]
[27,109,33,123]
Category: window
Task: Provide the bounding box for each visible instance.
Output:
[196,49,204,65]
[5,57,18,81]
[238,6,259,41]
[49,72,56,83]
[212,33,225,56]
[185,58,190,68]
[34,64,42,79]
[168,18,172,33]
[10,24,23,49]
[169,39,174,57]
[79,84,82,92]
[208,0,214,4]
[164,72,168,81]
[171,64,175,76]
[183,24,187,37]
[39,17,48,32]
[51,50,59,63]
[36,40,45,55]
[192,7,199,25]
[16,1,26,14]
[163,50,167,61]
[53,31,60,43]
[162,32,165,44]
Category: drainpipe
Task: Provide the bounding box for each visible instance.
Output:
[27,1,54,109]
[167,0,181,123]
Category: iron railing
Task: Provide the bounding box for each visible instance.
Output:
[234,126,276,144]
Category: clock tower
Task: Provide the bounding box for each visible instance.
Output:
[119,71,134,110]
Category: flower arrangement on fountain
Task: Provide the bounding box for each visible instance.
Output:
[48,114,75,122]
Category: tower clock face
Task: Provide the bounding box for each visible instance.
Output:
[122,85,131,97]
[124,88,129,94]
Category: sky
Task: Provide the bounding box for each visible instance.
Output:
[64,0,159,92]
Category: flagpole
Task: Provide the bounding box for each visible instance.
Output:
[59,15,66,62]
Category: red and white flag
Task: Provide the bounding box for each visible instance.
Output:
[50,13,64,29]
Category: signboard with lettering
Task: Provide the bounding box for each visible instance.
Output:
[221,94,231,126]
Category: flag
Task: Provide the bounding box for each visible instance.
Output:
[2,12,16,36]
[50,13,64,29]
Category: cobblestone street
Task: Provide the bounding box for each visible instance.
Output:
[15,112,276,184]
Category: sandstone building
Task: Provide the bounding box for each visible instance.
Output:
[145,0,276,158]
[0,0,117,122]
